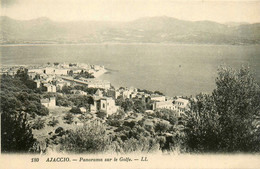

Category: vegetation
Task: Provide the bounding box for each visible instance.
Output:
[32,118,46,130]
[1,112,36,153]
[63,113,74,124]
[70,107,82,114]
[1,65,259,154]
[62,121,110,153]
[184,66,260,152]
[48,117,59,127]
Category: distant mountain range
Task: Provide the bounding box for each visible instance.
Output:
[1,16,260,45]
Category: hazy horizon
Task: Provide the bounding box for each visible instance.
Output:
[2,15,259,25]
[1,0,260,24]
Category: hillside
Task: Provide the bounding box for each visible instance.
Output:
[1,16,260,44]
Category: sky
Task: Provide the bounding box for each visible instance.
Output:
[1,0,260,23]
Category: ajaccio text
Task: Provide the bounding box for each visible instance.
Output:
[46,157,70,162]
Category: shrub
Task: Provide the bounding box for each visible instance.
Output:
[32,118,45,130]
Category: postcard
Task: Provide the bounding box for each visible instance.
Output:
[1,0,260,169]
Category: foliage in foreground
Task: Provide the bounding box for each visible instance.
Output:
[1,112,36,152]
[184,66,260,152]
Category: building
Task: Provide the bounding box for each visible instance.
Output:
[71,90,87,95]
[87,80,111,89]
[41,97,56,108]
[28,69,44,74]
[100,97,119,116]
[150,94,166,102]
[122,90,132,99]
[174,98,190,114]
[61,77,111,89]
[43,84,56,92]
[153,100,174,110]
[90,96,119,116]
[80,107,87,113]
[43,67,68,75]
[56,81,67,89]
[44,67,55,74]
[95,89,103,97]
[106,89,121,99]
[33,80,41,88]
[54,69,68,75]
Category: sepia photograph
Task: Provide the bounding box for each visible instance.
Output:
[0,0,260,168]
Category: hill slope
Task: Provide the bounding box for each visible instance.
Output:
[1,16,260,44]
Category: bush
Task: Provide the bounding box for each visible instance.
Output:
[62,121,111,153]
[32,118,45,130]
[63,113,74,124]
[1,112,36,152]
[70,107,82,114]
[48,117,59,127]
[184,66,260,152]
[96,111,107,119]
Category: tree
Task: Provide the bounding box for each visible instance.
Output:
[184,66,260,152]
[184,93,221,152]
[212,66,260,152]
[70,107,82,114]
[154,91,164,95]
[155,122,170,134]
[48,117,59,127]
[32,118,45,130]
[133,99,146,113]
[62,121,111,153]
[1,112,36,153]
[96,111,107,119]
[64,113,74,124]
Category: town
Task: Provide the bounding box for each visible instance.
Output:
[1,62,191,153]
[2,62,258,155]
[0,63,190,116]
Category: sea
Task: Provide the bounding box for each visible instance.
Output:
[1,43,259,96]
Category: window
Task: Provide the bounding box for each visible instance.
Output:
[103,103,105,108]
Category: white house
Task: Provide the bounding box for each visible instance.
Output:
[174,98,190,114]
[71,90,87,95]
[153,100,174,110]
[43,84,56,92]
[100,97,119,116]
[90,96,119,116]
[151,94,166,102]
[41,97,56,108]
[33,80,41,88]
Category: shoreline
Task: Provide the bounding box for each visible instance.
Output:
[1,42,259,47]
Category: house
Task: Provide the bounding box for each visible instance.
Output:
[61,77,111,89]
[33,80,41,88]
[43,84,56,92]
[44,67,55,74]
[100,97,119,116]
[71,90,87,95]
[87,80,111,89]
[41,97,56,108]
[80,107,87,113]
[90,96,119,116]
[95,89,103,97]
[43,67,68,75]
[56,81,67,89]
[106,89,121,99]
[122,90,132,99]
[174,98,190,114]
[153,100,174,110]
[150,94,166,102]
[28,68,44,74]
[54,69,68,75]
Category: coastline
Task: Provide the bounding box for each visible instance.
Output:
[1,42,259,47]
